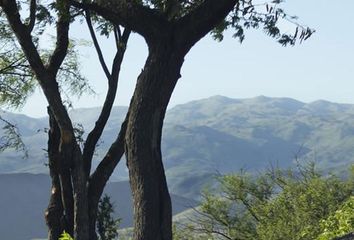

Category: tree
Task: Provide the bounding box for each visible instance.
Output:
[44,17,130,240]
[72,0,313,239]
[97,194,121,240]
[175,164,353,240]
[0,1,130,240]
[0,0,313,239]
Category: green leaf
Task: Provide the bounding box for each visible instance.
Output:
[59,231,74,240]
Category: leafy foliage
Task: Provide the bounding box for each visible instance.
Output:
[97,194,121,240]
[212,0,314,45]
[0,9,36,108]
[59,231,74,240]
[0,115,27,157]
[174,164,354,240]
[317,197,354,240]
[118,0,314,45]
[258,166,352,240]
[0,2,90,110]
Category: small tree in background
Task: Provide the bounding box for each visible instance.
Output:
[97,194,121,240]
[175,164,354,240]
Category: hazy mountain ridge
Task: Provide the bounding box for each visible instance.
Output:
[1,96,354,239]
[1,96,354,194]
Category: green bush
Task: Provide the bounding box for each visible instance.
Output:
[174,164,354,240]
[317,197,354,240]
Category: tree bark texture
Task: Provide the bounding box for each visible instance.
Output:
[1,0,238,239]
[46,108,64,240]
[120,1,237,236]
[125,41,185,240]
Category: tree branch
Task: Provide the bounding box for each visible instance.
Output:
[1,0,77,155]
[27,0,36,32]
[0,0,46,77]
[88,116,128,203]
[70,0,166,40]
[113,26,121,50]
[0,56,27,74]
[176,0,238,51]
[82,23,130,176]
[85,10,111,81]
[48,0,70,75]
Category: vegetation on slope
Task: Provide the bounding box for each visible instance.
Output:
[174,164,354,240]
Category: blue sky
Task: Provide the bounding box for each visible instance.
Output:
[18,0,354,117]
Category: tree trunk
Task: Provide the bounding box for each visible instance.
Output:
[125,43,185,240]
[46,107,90,240]
[46,108,64,240]
[71,146,90,240]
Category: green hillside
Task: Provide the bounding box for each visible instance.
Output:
[1,96,354,199]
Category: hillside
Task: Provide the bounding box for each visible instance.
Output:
[1,96,354,199]
[0,173,197,240]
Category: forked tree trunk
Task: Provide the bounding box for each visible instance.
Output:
[46,109,89,240]
[45,107,90,240]
[45,110,127,240]
[125,42,185,240]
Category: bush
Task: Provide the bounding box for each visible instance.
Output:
[174,164,354,240]
[317,197,354,240]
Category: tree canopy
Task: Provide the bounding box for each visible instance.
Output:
[0,0,314,239]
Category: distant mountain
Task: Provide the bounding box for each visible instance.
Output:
[1,95,354,199]
[0,173,197,240]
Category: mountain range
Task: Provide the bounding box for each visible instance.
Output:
[1,96,354,239]
[2,96,354,193]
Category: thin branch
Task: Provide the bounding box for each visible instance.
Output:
[238,198,260,222]
[2,0,77,148]
[48,0,70,75]
[82,31,130,178]
[0,0,46,76]
[0,115,28,158]
[27,0,36,32]
[193,227,236,240]
[88,116,128,205]
[0,56,27,74]
[0,72,32,77]
[85,10,111,81]
[113,25,121,50]
[111,27,131,77]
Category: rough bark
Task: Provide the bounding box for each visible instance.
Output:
[125,41,184,240]
[1,0,239,239]
[74,1,238,239]
[83,16,131,239]
[1,1,88,238]
[46,108,64,240]
[88,117,128,240]
[71,146,89,240]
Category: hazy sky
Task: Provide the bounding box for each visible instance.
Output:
[16,0,354,117]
